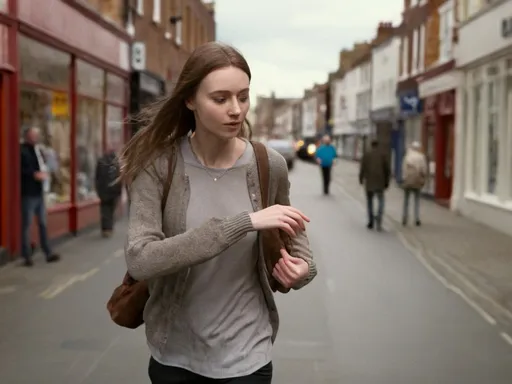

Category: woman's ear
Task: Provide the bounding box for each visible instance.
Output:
[185,98,196,111]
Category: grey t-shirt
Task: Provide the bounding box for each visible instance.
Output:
[149,138,273,378]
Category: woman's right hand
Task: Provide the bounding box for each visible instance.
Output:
[249,205,310,236]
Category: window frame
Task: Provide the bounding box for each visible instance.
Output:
[464,57,512,208]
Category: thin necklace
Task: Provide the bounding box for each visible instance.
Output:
[188,138,244,182]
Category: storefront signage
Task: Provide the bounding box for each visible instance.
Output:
[399,90,422,117]
[132,42,146,71]
[370,107,394,122]
[51,91,69,117]
[18,0,129,70]
[140,72,163,96]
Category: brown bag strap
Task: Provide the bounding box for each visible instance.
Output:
[251,141,270,209]
[161,150,176,213]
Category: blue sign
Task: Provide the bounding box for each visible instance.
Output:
[399,90,422,116]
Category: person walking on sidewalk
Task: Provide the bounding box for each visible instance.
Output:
[315,134,337,195]
[359,139,390,231]
[20,127,61,267]
[119,42,317,384]
[95,148,123,237]
[401,141,427,227]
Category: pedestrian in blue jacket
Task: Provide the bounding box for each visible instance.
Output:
[315,135,338,195]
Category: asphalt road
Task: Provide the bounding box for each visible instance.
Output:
[0,160,511,383]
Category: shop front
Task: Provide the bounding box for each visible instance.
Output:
[452,0,512,235]
[4,0,131,257]
[129,70,166,136]
[396,88,422,183]
[0,1,17,263]
[419,67,459,205]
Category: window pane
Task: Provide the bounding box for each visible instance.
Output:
[19,85,71,206]
[507,75,512,197]
[472,85,481,192]
[487,112,498,194]
[487,80,499,194]
[76,98,104,201]
[77,60,105,99]
[106,73,125,103]
[19,35,70,89]
[106,105,124,151]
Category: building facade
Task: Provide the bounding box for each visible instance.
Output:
[1,0,131,262]
[301,91,317,139]
[344,65,360,159]
[396,0,430,182]
[128,0,216,134]
[273,101,295,139]
[371,26,400,171]
[417,0,457,204]
[330,75,350,155]
[354,55,372,158]
[452,0,512,236]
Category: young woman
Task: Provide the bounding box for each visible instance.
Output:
[120,42,317,384]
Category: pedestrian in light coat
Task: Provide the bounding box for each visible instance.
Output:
[401,141,427,226]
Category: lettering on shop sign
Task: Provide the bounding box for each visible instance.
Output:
[502,18,512,38]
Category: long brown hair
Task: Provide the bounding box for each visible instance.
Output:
[119,42,252,184]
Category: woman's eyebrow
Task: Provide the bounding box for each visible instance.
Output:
[208,88,250,95]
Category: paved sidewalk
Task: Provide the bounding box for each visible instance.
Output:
[332,159,512,333]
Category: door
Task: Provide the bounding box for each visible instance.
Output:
[442,116,454,199]
[0,75,6,261]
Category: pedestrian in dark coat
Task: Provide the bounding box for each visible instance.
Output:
[359,139,390,231]
[95,149,122,237]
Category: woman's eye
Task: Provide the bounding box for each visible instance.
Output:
[239,96,249,103]
[213,98,226,104]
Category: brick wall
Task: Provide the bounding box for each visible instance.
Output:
[81,0,124,27]
[134,0,215,87]
[83,0,215,87]
[424,4,440,69]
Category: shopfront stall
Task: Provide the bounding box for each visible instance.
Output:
[3,0,130,258]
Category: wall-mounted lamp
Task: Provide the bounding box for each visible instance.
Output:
[170,16,183,25]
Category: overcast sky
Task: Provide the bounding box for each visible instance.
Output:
[215,0,403,101]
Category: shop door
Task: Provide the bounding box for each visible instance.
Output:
[439,116,454,200]
[0,75,5,262]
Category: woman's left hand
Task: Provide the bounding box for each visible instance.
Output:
[272,248,309,289]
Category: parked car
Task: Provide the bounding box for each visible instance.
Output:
[296,137,317,161]
[266,138,296,169]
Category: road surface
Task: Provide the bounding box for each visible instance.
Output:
[0,160,511,383]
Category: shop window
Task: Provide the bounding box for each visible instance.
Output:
[487,80,499,195]
[19,35,70,89]
[106,105,124,151]
[76,60,106,201]
[470,84,482,193]
[77,60,105,99]
[76,98,103,201]
[507,73,512,198]
[19,85,71,206]
[106,73,125,103]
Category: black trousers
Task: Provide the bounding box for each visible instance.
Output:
[100,198,118,231]
[320,166,332,194]
[148,358,273,384]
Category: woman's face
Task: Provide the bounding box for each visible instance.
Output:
[187,66,250,140]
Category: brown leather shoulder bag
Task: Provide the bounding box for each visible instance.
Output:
[106,151,176,329]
